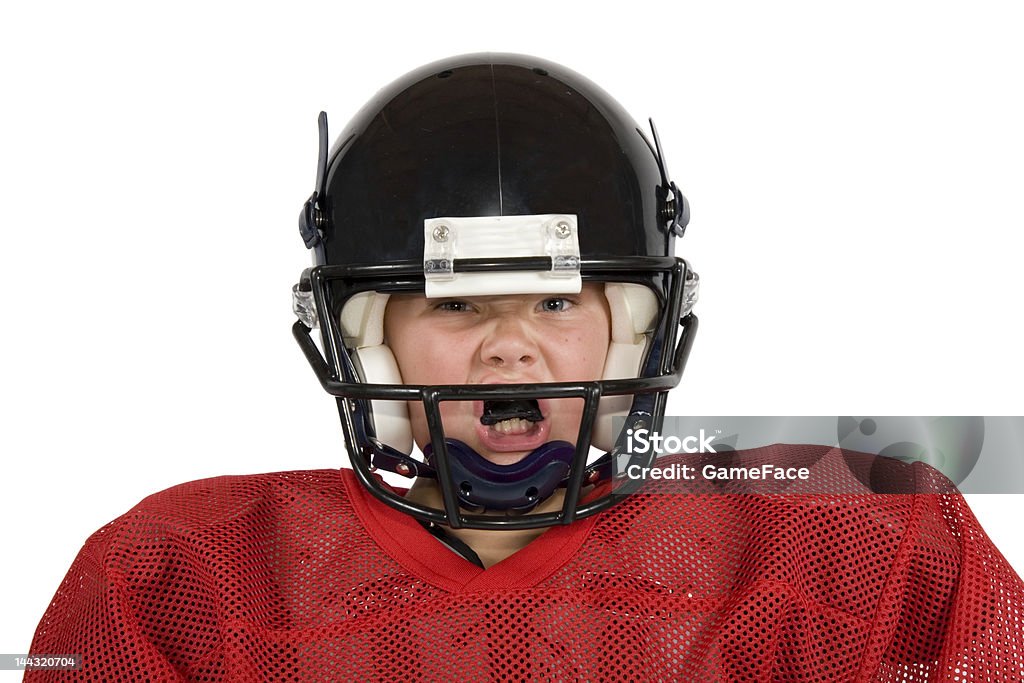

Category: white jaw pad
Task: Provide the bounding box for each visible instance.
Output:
[424,214,582,298]
[340,292,412,453]
[353,344,413,454]
[593,283,658,452]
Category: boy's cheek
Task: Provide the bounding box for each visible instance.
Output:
[405,401,470,448]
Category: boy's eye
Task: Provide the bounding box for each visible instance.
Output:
[539,297,573,313]
[436,301,471,313]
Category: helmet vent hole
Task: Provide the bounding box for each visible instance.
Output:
[525,486,539,502]
[437,69,453,79]
[531,67,548,76]
[459,481,473,496]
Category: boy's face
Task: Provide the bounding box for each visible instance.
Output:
[383,283,612,466]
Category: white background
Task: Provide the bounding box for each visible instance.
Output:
[2,0,1022,671]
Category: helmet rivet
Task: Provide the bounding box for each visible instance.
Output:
[432,225,450,242]
[554,221,572,239]
[586,469,600,484]
[395,462,412,476]
[634,419,648,431]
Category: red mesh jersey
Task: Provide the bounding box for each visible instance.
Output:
[29,445,1024,681]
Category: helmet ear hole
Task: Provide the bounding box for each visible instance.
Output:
[593,284,658,451]
[342,292,413,453]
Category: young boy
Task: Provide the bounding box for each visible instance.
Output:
[29,53,1024,680]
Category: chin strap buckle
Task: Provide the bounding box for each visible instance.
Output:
[368,439,429,479]
[665,181,690,237]
[299,193,323,249]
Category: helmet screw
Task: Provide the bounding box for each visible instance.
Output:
[554,221,572,239]
[432,225,450,242]
[586,469,600,484]
[634,419,648,431]
[395,462,412,476]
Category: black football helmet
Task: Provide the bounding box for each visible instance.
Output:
[293,53,698,530]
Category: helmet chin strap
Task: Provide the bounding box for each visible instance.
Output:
[422,440,575,512]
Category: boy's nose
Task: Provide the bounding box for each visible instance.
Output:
[479,316,538,370]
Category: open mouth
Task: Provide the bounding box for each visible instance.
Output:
[474,399,550,453]
[481,399,543,433]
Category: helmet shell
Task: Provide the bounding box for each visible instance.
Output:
[318,53,672,268]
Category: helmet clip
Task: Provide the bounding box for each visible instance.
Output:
[648,119,690,237]
[298,112,331,249]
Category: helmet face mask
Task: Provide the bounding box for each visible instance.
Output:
[293,54,698,530]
